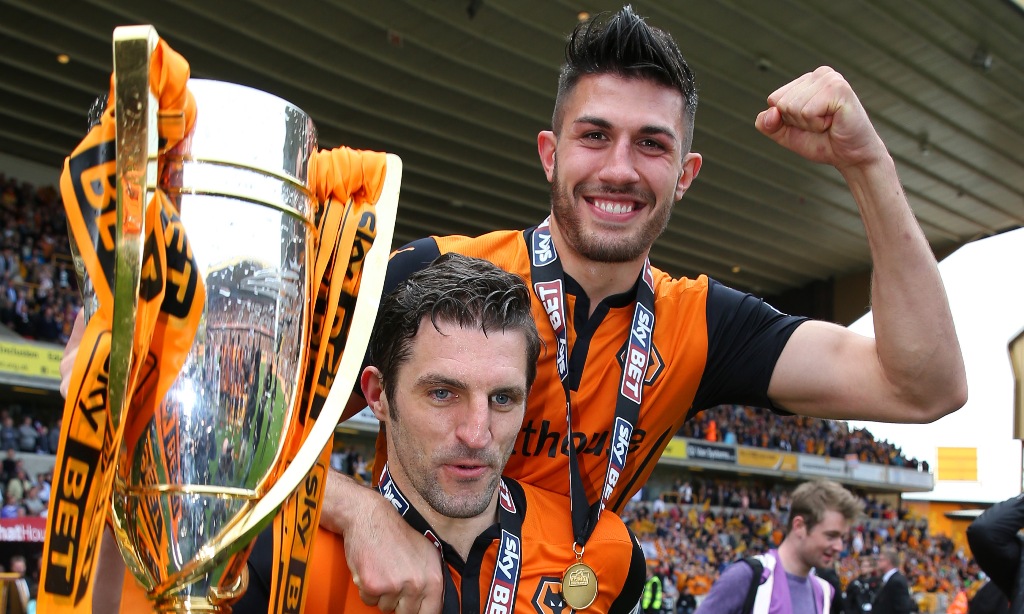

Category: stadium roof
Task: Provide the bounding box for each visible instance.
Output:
[1,0,1023,302]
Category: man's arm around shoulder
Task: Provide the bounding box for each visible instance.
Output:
[319,469,444,614]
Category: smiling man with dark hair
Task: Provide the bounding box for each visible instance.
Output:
[319,6,966,612]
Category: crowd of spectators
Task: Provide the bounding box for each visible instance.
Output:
[0,414,60,456]
[681,404,929,470]
[626,487,978,609]
[0,404,57,522]
[664,477,903,524]
[330,445,373,484]
[625,480,980,614]
[0,173,81,345]
[665,477,788,513]
[0,172,83,524]
[0,447,53,520]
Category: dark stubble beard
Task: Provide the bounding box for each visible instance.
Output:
[391,399,515,519]
[549,162,673,264]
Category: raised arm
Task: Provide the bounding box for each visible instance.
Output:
[757,67,967,423]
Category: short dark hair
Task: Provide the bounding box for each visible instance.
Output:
[369,253,541,405]
[552,5,698,150]
[787,479,863,533]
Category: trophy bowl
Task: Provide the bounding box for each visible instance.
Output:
[109,78,316,612]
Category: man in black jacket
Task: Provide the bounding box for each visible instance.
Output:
[872,548,917,614]
[970,581,1010,614]
[845,556,879,613]
[966,493,1024,613]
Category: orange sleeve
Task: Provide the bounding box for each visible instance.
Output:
[301,527,372,613]
[118,571,150,614]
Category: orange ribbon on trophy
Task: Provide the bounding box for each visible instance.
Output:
[40,33,393,614]
[39,40,202,612]
[268,147,387,614]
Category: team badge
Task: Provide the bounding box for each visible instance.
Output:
[532,577,568,614]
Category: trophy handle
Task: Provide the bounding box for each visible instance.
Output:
[110,25,159,429]
[109,23,160,588]
[1011,327,1024,441]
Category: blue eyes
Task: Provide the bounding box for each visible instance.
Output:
[428,389,516,407]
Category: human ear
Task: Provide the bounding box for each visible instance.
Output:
[360,367,388,421]
[791,514,807,536]
[538,130,557,183]
[674,152,703,201]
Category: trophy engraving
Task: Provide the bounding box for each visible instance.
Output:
[567,568,590,587]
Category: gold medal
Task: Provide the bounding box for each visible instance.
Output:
[561,561,598,610]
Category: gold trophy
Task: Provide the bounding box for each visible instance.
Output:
[41,25,400,613]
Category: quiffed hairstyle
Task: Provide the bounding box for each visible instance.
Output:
[787,479,864,533]
[369,253,542,405]
[553,5,699,150]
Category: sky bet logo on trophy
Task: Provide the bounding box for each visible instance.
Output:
[38,26,401,613]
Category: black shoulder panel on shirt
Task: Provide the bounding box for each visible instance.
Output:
[608,526,647,614]
[384,237,442,296]
[966,493,1024,600]
[690,279,808,417]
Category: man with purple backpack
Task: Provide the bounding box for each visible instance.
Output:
[695,480,862,614]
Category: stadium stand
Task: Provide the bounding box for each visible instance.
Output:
[0,173,81,345]
[681,404,929,470]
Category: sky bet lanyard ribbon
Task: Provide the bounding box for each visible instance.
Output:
[378,464,524,614]
[528,218,655,549]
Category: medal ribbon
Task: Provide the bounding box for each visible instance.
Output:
[378,464,524,614]
[527,218,655,548]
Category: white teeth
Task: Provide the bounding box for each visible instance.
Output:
[593,200,635,214]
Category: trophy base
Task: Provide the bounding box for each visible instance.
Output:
[152,599,232,613]
[151,567,248,613]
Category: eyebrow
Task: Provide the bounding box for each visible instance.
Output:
[415,374,468,391]
[491,385,528,401]
[574,115,679,142]
[415,374,527,400]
